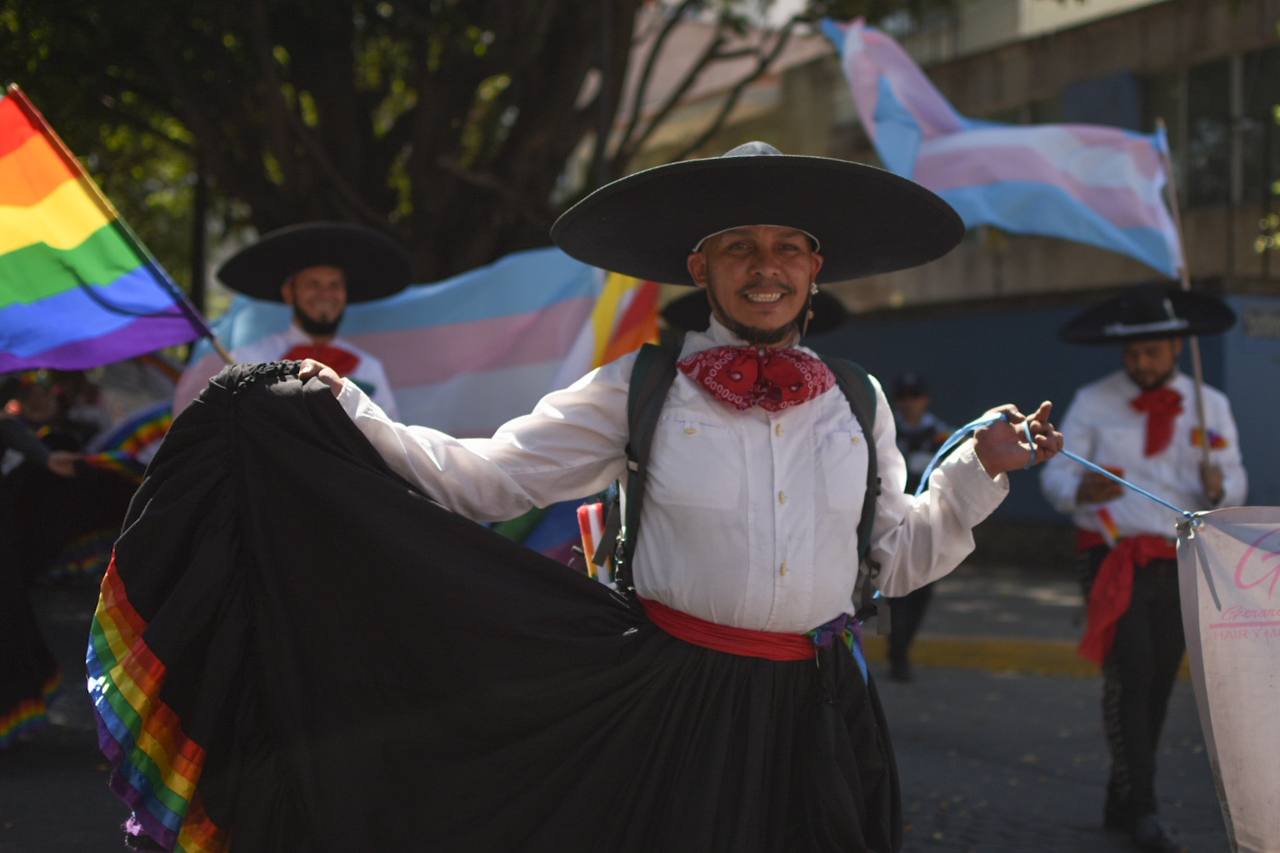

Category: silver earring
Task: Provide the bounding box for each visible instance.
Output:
[810,282,818,295]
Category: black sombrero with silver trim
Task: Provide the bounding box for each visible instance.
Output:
[217,222,413,303]
[551,141,964,285]
[1059,285,1236,345]
[661,288,850,336]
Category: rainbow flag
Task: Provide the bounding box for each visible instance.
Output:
[0,670,60,749]
[822,20,1182,278]
[0,84,206,371]
[1190,427,1228,450]
[1095,506,1121,548]
[81,401,174,484]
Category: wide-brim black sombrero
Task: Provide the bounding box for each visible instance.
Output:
[551,141,964,285]
[217,222,413,303]
[661,288,850,335]
[1059,285,1235,345]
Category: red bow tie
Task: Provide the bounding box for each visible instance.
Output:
[1130,387,1182,456]
[677,346,835,412]
[282,343,361,378]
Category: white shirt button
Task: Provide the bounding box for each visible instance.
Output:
[778,490,786,505]
[774,423,784,438]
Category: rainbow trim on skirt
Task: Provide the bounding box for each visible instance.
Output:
[87,555,227,852]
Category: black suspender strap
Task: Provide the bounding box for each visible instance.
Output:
[614,337,684,595]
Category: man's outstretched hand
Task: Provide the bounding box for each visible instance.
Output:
[973,401,1064,477]
[297,359,343,396]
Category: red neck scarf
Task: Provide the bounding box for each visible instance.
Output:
[1129,386,1182,456]
[281,343,361,378]
[677,345,834,412]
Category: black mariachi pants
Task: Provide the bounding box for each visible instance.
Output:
[887,584,933,670]
[1085,548,1185,824]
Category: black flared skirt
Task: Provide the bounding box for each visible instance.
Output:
[88,363,901,852]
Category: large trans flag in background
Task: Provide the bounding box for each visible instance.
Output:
[179,247,657,437]
[822,20,1183,278]
[0,84,205,371]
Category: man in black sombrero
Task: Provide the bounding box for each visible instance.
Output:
[173,222,411,418]
[285,141,1065,850]
[1040,284,1246,852]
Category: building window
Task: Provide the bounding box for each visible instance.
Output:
[1185,59,1232,207]
[1061,72,1143,130]
[1241,45,1280,205]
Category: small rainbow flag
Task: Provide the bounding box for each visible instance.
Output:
[576,501,611,582]
[1190,427,1228,450]
[0,84,207,371]
[1095,506,1121,548]
[0,670,60,749]
[82,401,173,484]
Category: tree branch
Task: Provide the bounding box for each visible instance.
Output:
[671,17,800,162]
[614,0,701,163]
[93,99,194,154]
[615,23,729,168]
[246,0,387,228]
[246,0,302,189]
[434,155,550,230]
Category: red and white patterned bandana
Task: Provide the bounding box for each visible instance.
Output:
[677,345,835,412]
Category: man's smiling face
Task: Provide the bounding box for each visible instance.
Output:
[686,225,823,347]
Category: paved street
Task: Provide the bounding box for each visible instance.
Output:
[1,562,1228,852]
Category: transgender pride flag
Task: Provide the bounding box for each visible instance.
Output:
[177,247,658,437]
[0,84,207,370]
[822,20,1183,278]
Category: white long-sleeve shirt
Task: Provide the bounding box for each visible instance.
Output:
[337,318,1009,632]
[1040,369,1246,539]
[174,324,399,420]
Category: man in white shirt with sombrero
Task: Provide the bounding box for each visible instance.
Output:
[298,141,1065,851]
[1042,284,1246,853]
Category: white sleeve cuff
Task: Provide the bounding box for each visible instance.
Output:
[336,377,372,420]
[941,439,1010,525]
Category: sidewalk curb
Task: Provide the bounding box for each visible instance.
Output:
[862,634,1192,681]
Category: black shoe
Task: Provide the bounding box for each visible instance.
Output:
[1103,810,1132,833]
[888,659,913,683]
[1131,814,1182,852]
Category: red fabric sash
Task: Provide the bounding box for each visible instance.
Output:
[1130,387,1182,457]
[1076,529,1106,551]
[639,597,814,661]
[677,346,834,412]
[1078,535,1177,665]
[281,343,361,378]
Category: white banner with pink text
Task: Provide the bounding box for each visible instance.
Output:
[1178,507,1280,853]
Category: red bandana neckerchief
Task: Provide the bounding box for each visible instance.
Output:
[1129,387,1182,457]
[282,343,361,378]
[677,345,835,412]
